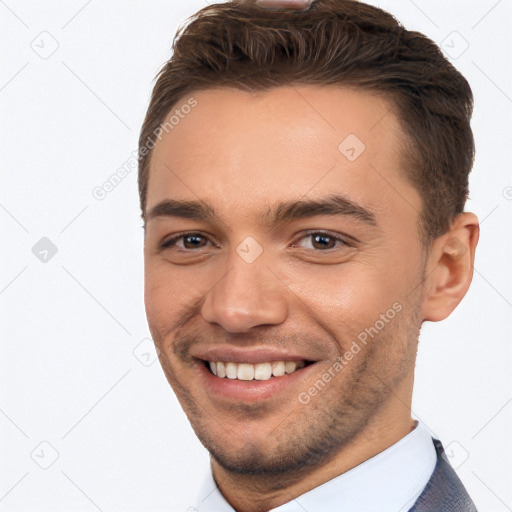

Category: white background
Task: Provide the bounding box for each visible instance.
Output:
[1,1,511,510]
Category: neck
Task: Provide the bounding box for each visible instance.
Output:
[211,378,416,512]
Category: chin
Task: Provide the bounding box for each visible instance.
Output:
[196,421,337,476]
[209,443,316,476]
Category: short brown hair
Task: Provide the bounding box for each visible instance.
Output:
[138,0,474,244]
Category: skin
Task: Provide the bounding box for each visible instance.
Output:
[142,85,479,511]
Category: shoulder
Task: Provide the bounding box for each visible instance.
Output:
[408,438,478,512]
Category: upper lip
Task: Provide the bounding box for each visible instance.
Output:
[190,346,320,365]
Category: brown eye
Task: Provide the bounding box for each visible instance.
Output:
[293,231,352,251]
[182,234,207,249]
[311,233,337,250]
[161,232,211,250]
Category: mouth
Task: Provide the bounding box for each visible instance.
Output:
[191,350,319,402]
[201,359,314,381]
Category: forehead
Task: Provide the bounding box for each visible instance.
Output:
[147,85,419,223]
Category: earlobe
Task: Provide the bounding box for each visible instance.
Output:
[421,212,480,322]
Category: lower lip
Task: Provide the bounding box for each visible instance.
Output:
[196,361,318,402]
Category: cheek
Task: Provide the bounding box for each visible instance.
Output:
[143,259,213,342]
[144,263,181,343]
[281,259,414,346]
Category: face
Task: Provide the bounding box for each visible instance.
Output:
[143,85,427,475]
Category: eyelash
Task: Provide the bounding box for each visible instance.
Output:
[159,231,354,251]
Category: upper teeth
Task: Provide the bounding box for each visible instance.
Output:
[208,361,306,381]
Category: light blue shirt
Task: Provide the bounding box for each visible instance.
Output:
[194,420,437,512]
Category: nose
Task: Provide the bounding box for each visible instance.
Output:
[200,251,288,333]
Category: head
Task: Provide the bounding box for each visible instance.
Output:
[140,0,479,478]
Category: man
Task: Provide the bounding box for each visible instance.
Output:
[138,0,479,510]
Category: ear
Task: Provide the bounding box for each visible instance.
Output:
[421,212,479,322]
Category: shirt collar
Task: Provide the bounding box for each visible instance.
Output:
[194,420,437,512]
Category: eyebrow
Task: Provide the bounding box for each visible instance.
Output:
[145,194,377,228]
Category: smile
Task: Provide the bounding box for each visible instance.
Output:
[206,360,307,381]
[191,347,320,401]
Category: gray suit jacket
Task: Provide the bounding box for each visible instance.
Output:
[408,438,477,511]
